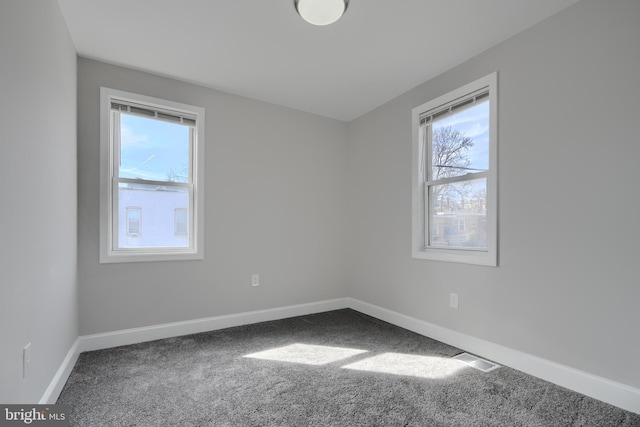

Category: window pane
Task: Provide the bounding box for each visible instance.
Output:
[431,100,489,181]
[117,183,190,249]
[429,178,487,249]
[119,113,190,182]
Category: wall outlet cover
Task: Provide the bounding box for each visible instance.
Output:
[449,293,459,309]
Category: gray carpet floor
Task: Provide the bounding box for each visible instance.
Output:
[57,309,640,426]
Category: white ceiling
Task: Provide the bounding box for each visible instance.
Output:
[57,0,580,122]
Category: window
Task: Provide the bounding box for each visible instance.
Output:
[412,73,497,266]
[126,207,141,236]
[100,88,205,263]
[175,208,188,235]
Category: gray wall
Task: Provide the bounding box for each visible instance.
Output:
[0,1,78,402]
[77,59,349,335]
[347,0,640,389]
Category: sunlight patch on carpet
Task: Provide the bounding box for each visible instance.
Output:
[342,352,467,379]
[243,343,368,366]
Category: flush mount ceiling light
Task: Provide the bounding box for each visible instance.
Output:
[295,0,349,26]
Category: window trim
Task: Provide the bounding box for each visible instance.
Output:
[99,87,205,263]
[411,73,498,266]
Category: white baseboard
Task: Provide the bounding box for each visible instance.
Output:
[41,298,349,403]
[39,338,80,404]
[41,296,640,414]
[77,298,350,352]
[347,297,640,415]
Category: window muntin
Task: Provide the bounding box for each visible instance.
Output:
[100,88,204,263]
[412,73,497,266]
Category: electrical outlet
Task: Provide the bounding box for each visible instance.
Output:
[251,274,260,287]
[23,343,31,378]
[449,293,459,309]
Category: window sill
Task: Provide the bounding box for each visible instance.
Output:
[100,249,203,264]
[412,247,496,267]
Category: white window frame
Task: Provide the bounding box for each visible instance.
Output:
[100,87,205,263]
[411,73,497,266]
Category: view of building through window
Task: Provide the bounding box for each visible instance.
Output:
[119,186,189,248]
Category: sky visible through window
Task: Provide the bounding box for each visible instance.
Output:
[432,100,489,172]
[119,114,190,182]
[120,102,486,184]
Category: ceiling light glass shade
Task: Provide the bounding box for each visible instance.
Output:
[295,0,348,26]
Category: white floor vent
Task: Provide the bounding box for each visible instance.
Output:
[453,352,500,373]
